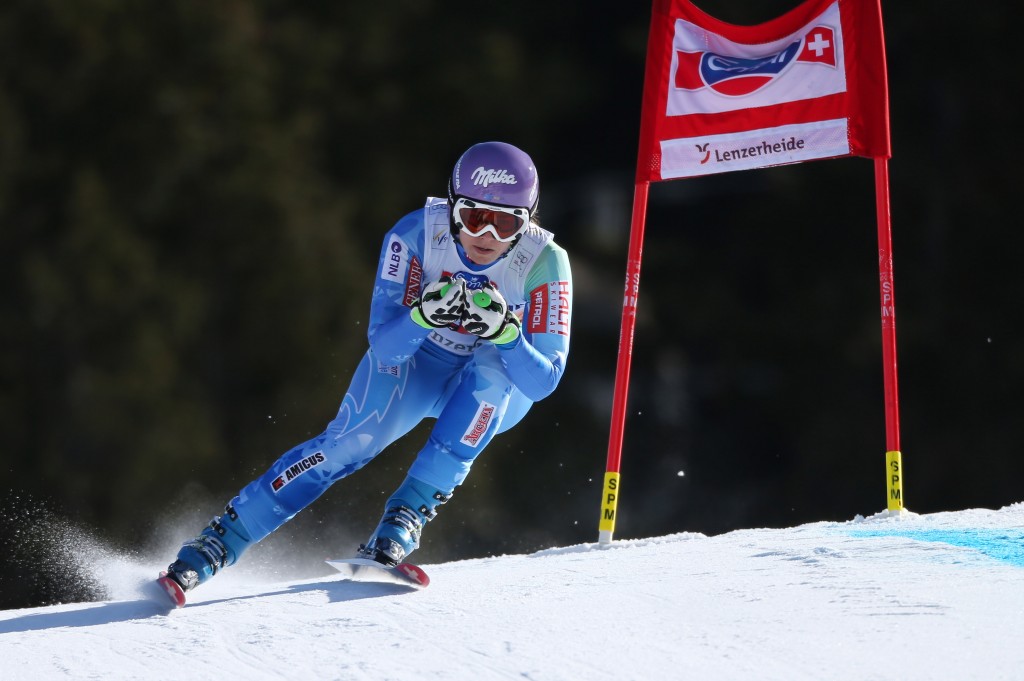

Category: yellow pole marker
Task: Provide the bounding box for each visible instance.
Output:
[886,450,903,511]
[598,471,620,544]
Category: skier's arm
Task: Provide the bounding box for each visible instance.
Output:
[366,213,431,364]
[495,244,572,402]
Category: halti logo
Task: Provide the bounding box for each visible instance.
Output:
[527,282,570,336]
[471,166,517,187]
[674,26,836,96]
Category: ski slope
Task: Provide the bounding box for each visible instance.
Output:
[2,504,1023,681]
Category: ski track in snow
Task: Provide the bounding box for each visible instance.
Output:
[2,504,1024,680]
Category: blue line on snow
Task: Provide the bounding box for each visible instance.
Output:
[848,528,1024,567]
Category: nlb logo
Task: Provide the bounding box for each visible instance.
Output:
[386,239,403,278]
[674,26,836,96]
[381,235,408,284]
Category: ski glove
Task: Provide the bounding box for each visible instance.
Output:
[411,276,467,329]
[463,283,521,344]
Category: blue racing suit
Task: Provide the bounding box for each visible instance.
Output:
[208,197,572,566]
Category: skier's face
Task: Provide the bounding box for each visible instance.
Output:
[460,230,513,265]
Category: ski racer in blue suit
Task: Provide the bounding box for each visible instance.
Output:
[161,141,572,594]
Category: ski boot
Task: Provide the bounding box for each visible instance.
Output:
[159,502,254,605]
[358,476,450,566]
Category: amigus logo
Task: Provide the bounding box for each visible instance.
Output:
[674,26,836,96]
[271,451,326,493]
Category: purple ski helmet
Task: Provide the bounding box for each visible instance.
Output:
[448,141,539,215]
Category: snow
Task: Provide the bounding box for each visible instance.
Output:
[2,504,1024,681]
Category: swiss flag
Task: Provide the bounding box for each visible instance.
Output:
[799,26,837,66]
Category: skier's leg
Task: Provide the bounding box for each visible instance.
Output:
[168,350,442,588]
[361,346,532,564]
[496,389,533,434]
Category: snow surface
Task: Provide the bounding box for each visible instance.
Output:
[2,504,1023,681]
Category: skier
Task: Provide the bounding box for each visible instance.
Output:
[160,141,572,597]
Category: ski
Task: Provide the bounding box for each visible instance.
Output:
[325,557,430,588]
[156,571,187,608]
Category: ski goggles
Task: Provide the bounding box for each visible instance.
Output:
[452,198,530,242]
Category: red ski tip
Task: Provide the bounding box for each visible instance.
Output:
[157,571,187,608]
[396,562,430,587]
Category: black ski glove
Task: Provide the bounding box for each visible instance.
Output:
[411,276,467,329]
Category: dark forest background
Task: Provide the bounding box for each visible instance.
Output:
[2,1,1020,609]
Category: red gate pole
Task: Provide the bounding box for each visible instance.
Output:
[598,180,651,544]
[874,157,904,511]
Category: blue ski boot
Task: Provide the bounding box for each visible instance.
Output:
[357,476,450,566]
[164,502,255,592]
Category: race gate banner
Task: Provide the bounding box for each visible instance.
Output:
[636,0,890,181]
